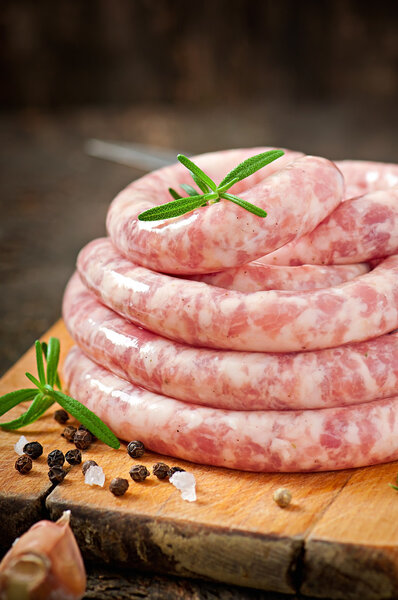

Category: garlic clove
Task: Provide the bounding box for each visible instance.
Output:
[0,511,86,600]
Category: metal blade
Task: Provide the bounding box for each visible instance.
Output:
[85,139,181,171]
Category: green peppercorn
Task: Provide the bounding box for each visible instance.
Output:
[47,449,65,468]
[82,460,98,475]
[62,425,77,442]
[48,466,67,485]
[54,409,69,424]
[15,455,32,474]
[23,441,43,459]
[129,464,150,482]
[65,449,82,465]
[109,478,129,496]
[127,440,145,459]
[168,466,185,478]
[74,429,92,450]
[153,462,170,480]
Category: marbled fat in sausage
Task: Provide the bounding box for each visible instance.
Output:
[336,160,398,199]
[191,261,369,292]
[64,347,398,473]
[63,273,398,411]
[261,188,398,266]
[106,151,343,274]
[77,238,398,352]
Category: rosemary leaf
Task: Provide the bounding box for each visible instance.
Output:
[191,171,209,193]
[1,393,54,430]
[177,155,216,191]
[219,150,284,188]
[217,177,239,193]
[180,183,199,196]
[0,388,37,418]
[46,337,60,387]
[42,341,62,389]
[138,194,206,221]
[25,372,44,391]
[168,187,182,200]
[52,390,120,449]
[35,341,46,385]
[220,193,267,217]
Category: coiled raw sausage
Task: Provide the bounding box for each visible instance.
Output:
[63,273,398,411]
[77,238,398,352]
[106,152,343,274]
[64,347,398,473]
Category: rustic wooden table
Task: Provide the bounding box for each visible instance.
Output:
[1,105,397,599]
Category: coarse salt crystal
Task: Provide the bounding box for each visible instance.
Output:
[169,471,196,502]
[14,435,29,456]
[84,465,105,487]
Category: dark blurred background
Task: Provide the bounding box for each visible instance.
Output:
[1,0,398,375]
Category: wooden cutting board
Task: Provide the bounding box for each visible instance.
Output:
[1,320,398,600]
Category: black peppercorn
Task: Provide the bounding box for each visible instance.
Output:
[74,429,92,450]
[23,441,43,460]
[82,460,98,475]
[48,466,67,485]
[62,425,77,442]
[65,449,82,466]
[15,455,32,474]
[127,440,145,459]
[109,477,129,496]
[168,466,185,478]
[129,464,150,482]
[47,449,65,468]
[78,424,97,442]
[153,462,170,480]
[54,409,69,424]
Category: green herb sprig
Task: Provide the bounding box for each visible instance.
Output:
[138,149,284,221]
[0,338,120,449]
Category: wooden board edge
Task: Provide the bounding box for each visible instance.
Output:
[0,493,48,555]
[301,538,398,600]
[46,494,303,594]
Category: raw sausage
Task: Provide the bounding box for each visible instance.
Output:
[77,238,398,352]
[64,347,398,473]
[261,188,398,266]
[191,261,369,292]
[63,273,398,411]
[106,151,343,274]
[336,160,398,199]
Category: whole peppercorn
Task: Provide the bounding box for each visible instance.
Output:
[129,464,150,482]
[109,478,129,496]
[82,460,98,475]
[153,462,170,480]
[78,425,97,442]
[273,488,292,508]
[65,449,82,466]
[74,429,92,450]
[168,466,185,478]
[47,449,65,468]
[48,466,67,485]
[23,441,43,460]
[62,425,77,442]
[15,454,32,474]
[127,440,145,459]
[54,409,69,424]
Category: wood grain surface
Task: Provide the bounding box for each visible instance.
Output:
[1,321,398,599]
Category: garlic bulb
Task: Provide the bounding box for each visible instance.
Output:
[0,511,86,600]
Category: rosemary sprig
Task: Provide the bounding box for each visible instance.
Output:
[138,149,284,221]
[0,338,120,449]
